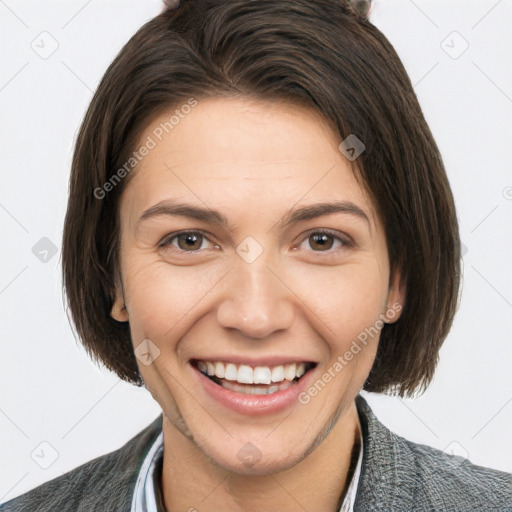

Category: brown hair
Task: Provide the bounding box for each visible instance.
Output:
[62,0,461,397]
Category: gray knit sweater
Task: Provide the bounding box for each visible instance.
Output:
[1,395,511,511]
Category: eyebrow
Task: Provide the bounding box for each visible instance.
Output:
[137,199,370,231]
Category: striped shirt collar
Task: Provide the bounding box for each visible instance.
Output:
[132,424,363,512]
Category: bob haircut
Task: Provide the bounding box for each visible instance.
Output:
[62,0,461,398]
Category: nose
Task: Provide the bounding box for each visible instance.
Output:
[216,252,295,339]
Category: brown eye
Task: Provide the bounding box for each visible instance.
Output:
[297,229,351,254]
[161,231,215,252]
[309,233,335,251]
[176,232,203,251]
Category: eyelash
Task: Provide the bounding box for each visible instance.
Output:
[159,229,353,255]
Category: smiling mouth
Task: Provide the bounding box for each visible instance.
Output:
[192,359,316,395]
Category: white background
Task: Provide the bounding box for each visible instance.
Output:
[1,0,511,502]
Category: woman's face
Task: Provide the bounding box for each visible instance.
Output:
[111,97,403,474]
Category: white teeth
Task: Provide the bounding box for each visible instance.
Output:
[284,364,297,381]
[237,365,253,384]
[197,360,310,386]
[206,362,215,376]
[296,364,306,378]
[253,366,272,385]
[224,363,238,381]
[271,365,284,382]
[221,379,294,395]
[214,362,225,379]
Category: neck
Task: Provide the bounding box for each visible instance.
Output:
[160,400,361,512]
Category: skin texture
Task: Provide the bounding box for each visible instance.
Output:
[110,97,404,512]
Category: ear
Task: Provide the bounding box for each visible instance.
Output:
[110,285,129,322]
[384,267,405,324]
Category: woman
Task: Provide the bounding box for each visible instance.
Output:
[2,0,511,511]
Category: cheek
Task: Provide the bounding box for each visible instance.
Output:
[122,256,227,342]
[289,260,389,342]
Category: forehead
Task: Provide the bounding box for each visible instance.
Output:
[120,97,378,230]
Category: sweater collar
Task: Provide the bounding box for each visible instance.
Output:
[353,394,417,511]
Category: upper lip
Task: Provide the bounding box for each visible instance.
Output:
[190,356,317,366]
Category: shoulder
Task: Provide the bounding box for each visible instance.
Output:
[399,429,512,509]
[0,414,163,512]
[354,394,512,511]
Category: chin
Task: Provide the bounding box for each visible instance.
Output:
[193,429,316,476]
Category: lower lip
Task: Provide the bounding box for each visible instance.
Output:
[192,365,314,416]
